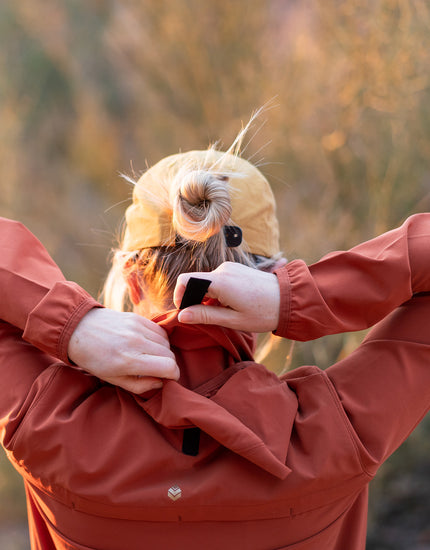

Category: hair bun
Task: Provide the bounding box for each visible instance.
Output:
[172,170,232,242]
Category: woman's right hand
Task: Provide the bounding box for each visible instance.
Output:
[68,308,180,393]
[174,262,282,333]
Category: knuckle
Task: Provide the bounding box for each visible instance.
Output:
[176,273,189,287]
[216,262,229,274]
[165,359,180,380]
[199,307,210,325]
[165,348,176,360]
[220,261,234,273]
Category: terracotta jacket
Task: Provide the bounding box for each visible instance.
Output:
[0,215,430,550]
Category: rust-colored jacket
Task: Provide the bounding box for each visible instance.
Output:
[0,216,430,550]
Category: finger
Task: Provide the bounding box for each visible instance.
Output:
[136,316,171,346]
[178,304,241,329]
[173,273,194,308]
[128,355,180,380]
[134,376,164,394]
[126,339,177,368]
[128,336,176,362]
[174,272,218,308]
[173,275,185,309]
[111,376,164,394]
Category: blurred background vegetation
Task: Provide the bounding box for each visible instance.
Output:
[1,0,430,548]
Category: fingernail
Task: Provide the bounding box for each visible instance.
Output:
[178,310,193,323]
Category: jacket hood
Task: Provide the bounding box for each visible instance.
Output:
[140,311,296,479]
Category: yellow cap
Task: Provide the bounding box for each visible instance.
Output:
[123,149,280,257]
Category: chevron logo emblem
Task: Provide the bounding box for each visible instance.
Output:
[167,485,182,501]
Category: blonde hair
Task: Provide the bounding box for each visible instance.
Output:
[104,163,279,314]
[171,169,232,242]
[104,107,281,314]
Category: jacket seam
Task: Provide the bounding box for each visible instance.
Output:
[8,365,63,449]
[320,370,373,478]
[20,474,367,521]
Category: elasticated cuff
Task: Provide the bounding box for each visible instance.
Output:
[23,281,103,364]
[274,260,311,340]
[273,264,291,338]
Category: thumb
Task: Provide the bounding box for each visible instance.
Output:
[178,304,239,329]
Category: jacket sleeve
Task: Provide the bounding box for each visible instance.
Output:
[0,217,101,363]
[274,213,430,340]
[325,293,430,471]
[0,319,157,511]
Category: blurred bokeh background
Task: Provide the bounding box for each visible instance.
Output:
[1,1,430,548]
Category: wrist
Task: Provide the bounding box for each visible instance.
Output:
[272,265,290,336]
[67,306,103,366]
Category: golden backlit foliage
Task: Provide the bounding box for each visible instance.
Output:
[1,1,430,548]
[2,1,430,281]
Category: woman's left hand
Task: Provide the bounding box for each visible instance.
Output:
[68,308,179,393]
